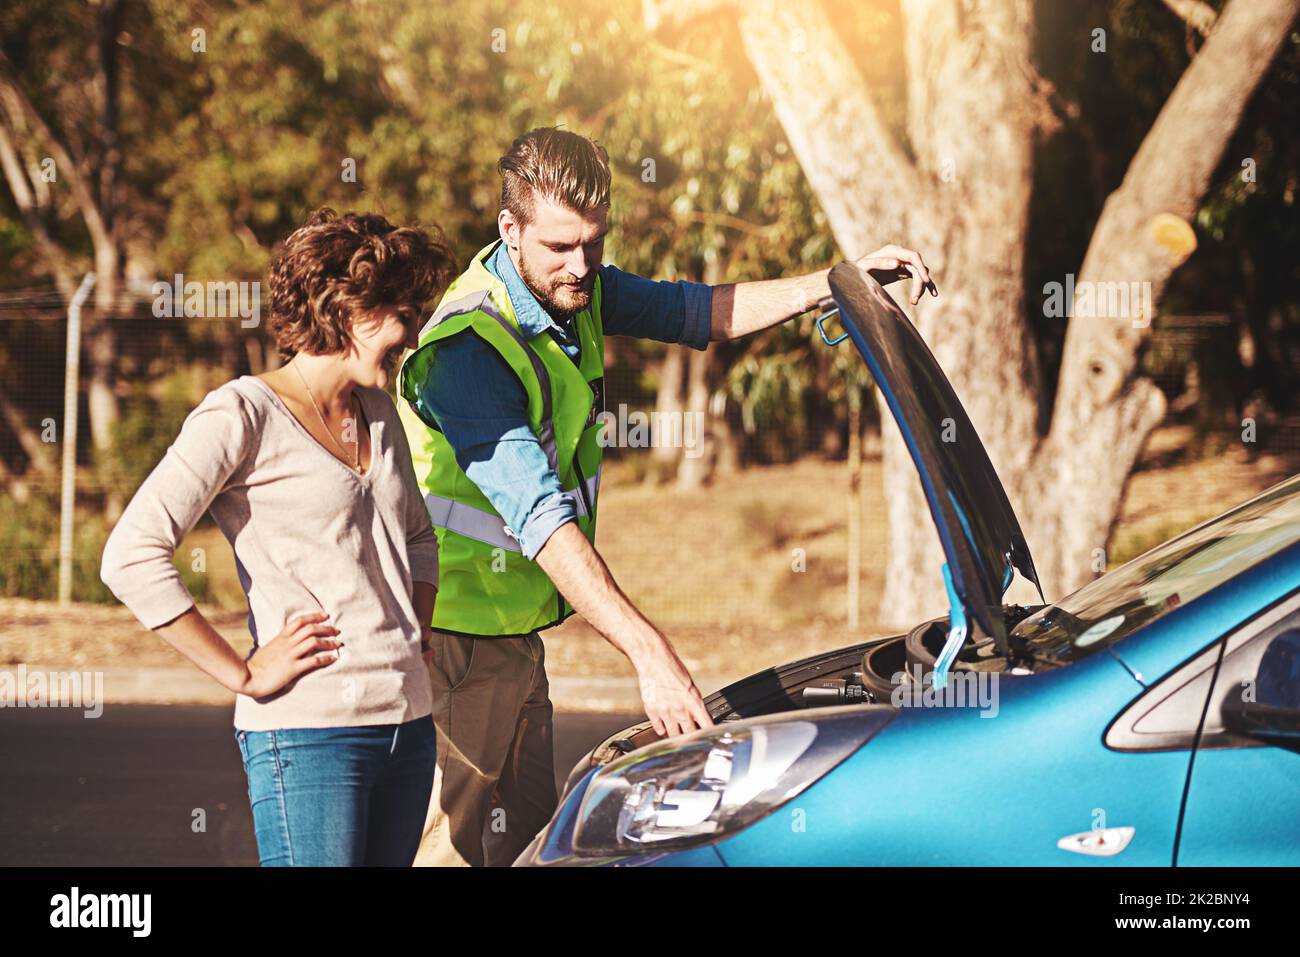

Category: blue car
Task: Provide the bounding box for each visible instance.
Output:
[517,263,1300,867]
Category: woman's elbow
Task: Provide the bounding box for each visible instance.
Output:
[98,543,122,597]
[98,524,134,599]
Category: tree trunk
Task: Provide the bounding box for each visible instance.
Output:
[655,0,1298,628]
[1,12,127,459]
[87,0,124,456]
[709,345,742,475]
[678,256,721,488]
[1021,0,1299,597]
[676,343,712,490]
[734,0,1042,628]
[652,345,687,481]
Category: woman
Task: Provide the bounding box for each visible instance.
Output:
[100,207,455,866]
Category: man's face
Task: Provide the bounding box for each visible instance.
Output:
[499,194,608,319]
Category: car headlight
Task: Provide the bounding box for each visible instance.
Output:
[571,708,894,856]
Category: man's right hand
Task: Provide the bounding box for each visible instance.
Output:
[238,611,341,698]
[534,522,714,737]
[634,644,714,738]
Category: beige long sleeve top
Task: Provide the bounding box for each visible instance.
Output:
[100,375,437,731]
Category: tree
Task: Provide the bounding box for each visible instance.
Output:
[0,0,132,455]
[649,0,1300,625]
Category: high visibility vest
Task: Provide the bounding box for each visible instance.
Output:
[398,241,605,637]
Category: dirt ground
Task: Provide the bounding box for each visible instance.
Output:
[1,424,1293,689]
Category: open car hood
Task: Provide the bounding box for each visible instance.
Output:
[827,263,1042,671]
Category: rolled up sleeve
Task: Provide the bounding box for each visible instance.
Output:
[599,263,713,350]
[100,386,253,629]
[515,489,579,560]
[416,332,579,560]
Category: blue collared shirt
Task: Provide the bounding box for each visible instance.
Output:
[415,240,712,559]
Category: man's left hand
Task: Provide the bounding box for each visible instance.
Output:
[854,244,938,306]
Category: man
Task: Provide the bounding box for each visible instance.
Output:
[398,127,936,867]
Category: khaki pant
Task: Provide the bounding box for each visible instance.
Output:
[413,630,557,867]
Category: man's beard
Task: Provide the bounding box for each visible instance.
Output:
[516,252,595,320]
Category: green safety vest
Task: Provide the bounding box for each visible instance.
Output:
[398,241,605,637]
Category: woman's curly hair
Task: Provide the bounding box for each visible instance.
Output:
[266,207,455,358]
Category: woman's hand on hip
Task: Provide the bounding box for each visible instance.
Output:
[238,611,341,699]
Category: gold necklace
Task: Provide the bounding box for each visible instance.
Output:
[291,359,365,474]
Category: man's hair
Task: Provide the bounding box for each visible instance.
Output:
[267,207,454,357]
[498,127,611,225]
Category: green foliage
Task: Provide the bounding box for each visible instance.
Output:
[0,491,60,599]
[0,489,213,604]
[94,372,202,503]
[1,0,1297,605]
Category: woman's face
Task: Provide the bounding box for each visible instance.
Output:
[346,304,420,389]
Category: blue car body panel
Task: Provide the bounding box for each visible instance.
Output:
[1179,745,1300,865]
[711,651,1188,866]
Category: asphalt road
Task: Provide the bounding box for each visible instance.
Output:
[0,704,641,866]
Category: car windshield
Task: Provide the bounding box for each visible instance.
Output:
[1011,474,1300,662]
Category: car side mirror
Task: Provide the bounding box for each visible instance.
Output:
[1221,629,1300,754]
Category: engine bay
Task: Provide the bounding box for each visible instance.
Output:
[583,603,1044,772]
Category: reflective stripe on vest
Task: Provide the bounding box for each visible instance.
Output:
[422,466,600,553]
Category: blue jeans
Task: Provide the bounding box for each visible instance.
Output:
[233,715,436,866]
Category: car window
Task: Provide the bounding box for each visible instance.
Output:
[1013,475,1300,662]
[1106,592,1300,752]
[1209,622,1300,739]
